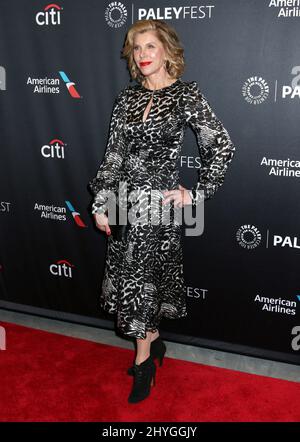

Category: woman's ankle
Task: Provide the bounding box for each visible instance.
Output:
[150,331,159,342]
[135,353,151,365]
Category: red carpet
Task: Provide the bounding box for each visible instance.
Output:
[0,320,299,422]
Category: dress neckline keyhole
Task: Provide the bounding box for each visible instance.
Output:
[142,92,154,123]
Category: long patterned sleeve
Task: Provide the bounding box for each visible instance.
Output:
[184,81,236,206]
[88,87,128,215]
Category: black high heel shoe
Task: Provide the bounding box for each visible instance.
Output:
[127,335,166,376]
[128,354,156,403]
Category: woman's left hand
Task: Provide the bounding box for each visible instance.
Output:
[162,184,192,208]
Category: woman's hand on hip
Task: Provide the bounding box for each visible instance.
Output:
[94,212,111,236]
[162,184,192,208]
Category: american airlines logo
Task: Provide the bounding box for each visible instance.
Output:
[59,71,81,98]
[268,0,300,18]
[254,294,297,315]
[34,201,87,227]
[26,71,81,97]
[260,156,300,178]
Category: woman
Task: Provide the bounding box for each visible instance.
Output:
[89,19,235,403]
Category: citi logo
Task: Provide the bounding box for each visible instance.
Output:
[41,138,66,159]
[36,3,63,26]
[59,71,81,98]
[50,259,74,278]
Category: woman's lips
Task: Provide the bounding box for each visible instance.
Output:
[140,61,152,67]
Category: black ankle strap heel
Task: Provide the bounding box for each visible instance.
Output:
[128,354,156,403]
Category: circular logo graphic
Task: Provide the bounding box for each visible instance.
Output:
[236,225,262,249]
[242,76,269,104]
[105,2,127,28]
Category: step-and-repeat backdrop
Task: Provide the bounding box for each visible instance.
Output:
[1,0,299,364]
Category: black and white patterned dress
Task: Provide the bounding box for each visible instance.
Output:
[89,77,235,339]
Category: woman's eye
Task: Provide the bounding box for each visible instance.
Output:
[133,45,154,50]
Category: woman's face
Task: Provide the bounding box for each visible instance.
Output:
[133,30,167,78]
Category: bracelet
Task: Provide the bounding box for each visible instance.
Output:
[188,189,197,207]
[91,202,107,215]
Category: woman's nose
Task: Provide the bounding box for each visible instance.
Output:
[140,49,147,58]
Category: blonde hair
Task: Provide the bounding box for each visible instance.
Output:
[122,19,185,84]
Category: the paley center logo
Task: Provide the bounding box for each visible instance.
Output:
[237,225,300,251]
[236,225,262,249]
[27,71,81,97]
[36,3,63,26]
[242,76,270,105]
[243,67,300,104]
[105,2,128,28]
[105,2,216,26]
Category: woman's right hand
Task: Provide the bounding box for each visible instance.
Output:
[94,212,111,236]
